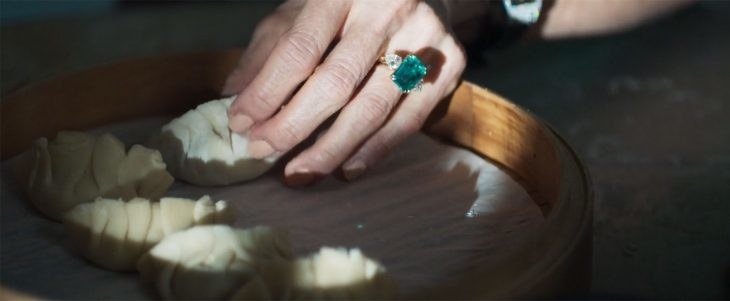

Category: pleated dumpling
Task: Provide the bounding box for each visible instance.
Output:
[231,247,398,300]
[63,195,234,271]
[148,97,277,186]
[137,225,292,300]
[27,131,173,221]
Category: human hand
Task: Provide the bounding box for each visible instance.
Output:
[223,0,466,186]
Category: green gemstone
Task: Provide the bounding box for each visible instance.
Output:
[391,55,427,92]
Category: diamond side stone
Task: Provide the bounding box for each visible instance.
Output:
[384,53,402,70]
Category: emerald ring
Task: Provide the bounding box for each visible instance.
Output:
[380,53,428,93]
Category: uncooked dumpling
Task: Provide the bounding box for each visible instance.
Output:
[63,195,234,271]
[137,225,292,300]
[27,131,174,221]
[231,247,398,300]
[148,97,277,186]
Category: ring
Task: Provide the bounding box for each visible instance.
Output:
[379,53,428,93]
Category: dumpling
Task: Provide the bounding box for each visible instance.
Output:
[231,247,398,300]
[63,195,234,271]
[148,97,278,186]
[27,131,174,221]
[137,225,292,300]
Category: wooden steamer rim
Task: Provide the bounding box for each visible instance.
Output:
[0,50,593,299]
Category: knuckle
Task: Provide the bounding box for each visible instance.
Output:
[366,2,414,37]
[358,91,392,126]
[368,23,388,40]
[443,35,466,59]
[451,41,468,67]
[311,146,340,166]
[457,56,467,73]
[401,111,427,135]
[276,119,308,147]
[281,29,322,69]
[364,13,394,37]
[248,86,279,113]
[317,60,362,98]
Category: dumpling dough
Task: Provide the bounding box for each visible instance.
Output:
[63,195,234,271]
[148,97,277,186]
[27,131,174,221]
[137,225,292,300]
[231,247,398,300]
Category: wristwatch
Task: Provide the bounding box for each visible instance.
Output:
[503,0,543,25]
[484,0,544,48]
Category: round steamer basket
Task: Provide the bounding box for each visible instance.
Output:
[0,50,593,299]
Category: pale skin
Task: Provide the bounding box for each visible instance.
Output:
[224,0,695,186]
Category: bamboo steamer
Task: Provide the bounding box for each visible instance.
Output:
[0,50,592,299]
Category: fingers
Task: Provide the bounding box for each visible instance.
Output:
[223,1,306,95]
[228,0,351,132]
[224,0,466,186]
[282,65,401,183]
[341,38,465,181]
[245,22,389,160]
[282,2,463,185]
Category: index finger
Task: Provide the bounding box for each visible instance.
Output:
[228,0,351,133]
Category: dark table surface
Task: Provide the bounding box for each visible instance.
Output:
[2,1,729,299]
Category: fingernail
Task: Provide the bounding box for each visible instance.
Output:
[342,161,367,181]
[248,140,275,159]
[229,114,254,132]
[285,169,318,187]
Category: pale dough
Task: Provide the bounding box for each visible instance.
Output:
[148,97,278,186]
[26,131,174,221]
[231,247,398,300]
[137,225,292,300]
[63,195,233,271]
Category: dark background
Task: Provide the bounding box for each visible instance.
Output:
[2,1,728,299]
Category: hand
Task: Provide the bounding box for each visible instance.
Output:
[223,0,466,186]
